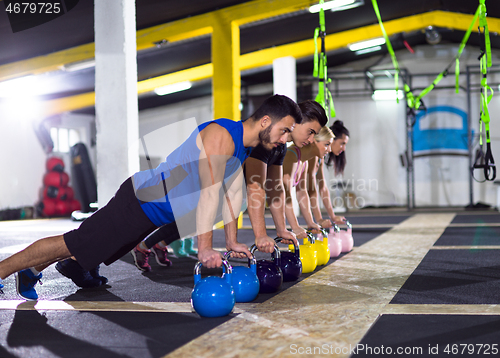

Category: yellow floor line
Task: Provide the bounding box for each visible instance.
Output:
[0,300,259,314]
[448,223,500,227]
[383,304,500,315]
[241,224,397,230]
[430,246,500,250]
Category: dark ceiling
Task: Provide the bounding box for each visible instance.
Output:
[1,0,500,113]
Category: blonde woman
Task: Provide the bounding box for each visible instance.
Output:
[306,120,350,226]
[283,125,334,240]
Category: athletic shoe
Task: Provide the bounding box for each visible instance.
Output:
[55,259,102,288]
[89,264,108,284]
[170,239,189,258]
[151,244,173,267]
[16,269,42,301]
[131,245,152,272]
[184,237,198,255]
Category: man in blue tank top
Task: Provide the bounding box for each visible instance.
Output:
[0,95,302,299]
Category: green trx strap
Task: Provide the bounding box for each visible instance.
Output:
[471,0,495,181]
[402,60,456,111]
[479,0,492,68]
[313,0,336,121]
[411,63,453,110]
[472,56,496,181]
[455,6,481,93]
[405,9,477,109]
[371,0,400,102]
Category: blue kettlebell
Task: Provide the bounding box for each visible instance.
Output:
[223,251,260,303]
[250,244,283,294]
[191,259,235,318]
[274,237,302,282]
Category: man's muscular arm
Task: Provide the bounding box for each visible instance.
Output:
[196,123,234,268]
[245,157,276,252]
[266,164,297,246]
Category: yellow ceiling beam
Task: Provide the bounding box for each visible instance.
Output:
[7,9,486,82]
[0,0,315,82]
[137,64,213,95]
[41,65,213,117]
[218,0,312,26]
[0,43,95,81]
[240,10,500,70]
[41,92,96,117]
[137,0,315,50]
[33,10,500,117]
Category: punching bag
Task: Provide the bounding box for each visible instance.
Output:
[70,143,97,213]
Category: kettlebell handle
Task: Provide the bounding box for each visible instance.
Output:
[275,237,300,259]
[250,243,281,266]
[345,220,352,231]
[250,244,281,258]
[223,250,257,268]
[305,231,316,244]
[319,228,328,238]
[332,224,340,233]
[194,258,233,285]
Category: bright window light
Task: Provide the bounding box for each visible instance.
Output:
[58,128,69,153]
[69,128,80,147]
[309,0,360,13]
[355,46,382,55]
[372,90,404,101]
[50,128,59,152]
[3,96,43,121]
[348,37,386,52]
[154,81,192,96]
[0,76,42,98]
[51,127,81,153]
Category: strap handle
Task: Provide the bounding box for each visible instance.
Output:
[455,5,481,93]
[371,0,399,102]
[312,0,336,120]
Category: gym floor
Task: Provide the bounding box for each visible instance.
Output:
[0,209,499,357]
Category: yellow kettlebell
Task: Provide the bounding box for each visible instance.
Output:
[314,229,330,266]
[290,232,317,273]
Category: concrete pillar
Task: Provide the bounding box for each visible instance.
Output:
[273,56,299,215]
[94,0,139,208]
[273,56,296,101]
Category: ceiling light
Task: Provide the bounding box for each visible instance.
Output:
[355,46,382,55]
[372,90,404,101]
[153,39,169,48]
[0,76,40,97]
[154,81,192,96]
[62,59,95,72]
[309,0,364,13]
[425,26,441,45]
[348,37,385,52]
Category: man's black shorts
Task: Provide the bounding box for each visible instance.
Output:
[64,178,157,270]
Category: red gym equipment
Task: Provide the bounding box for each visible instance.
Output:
[38,156,81,218]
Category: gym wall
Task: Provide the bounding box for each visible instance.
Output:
[1,44,499,212]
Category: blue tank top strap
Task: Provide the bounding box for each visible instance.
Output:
[200,118,251,162]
